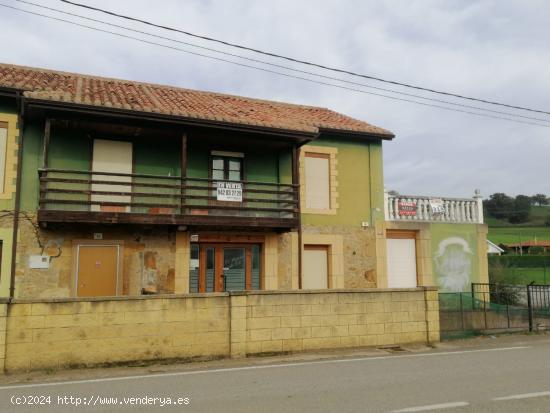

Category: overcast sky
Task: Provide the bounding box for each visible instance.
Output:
[1,0,549,198]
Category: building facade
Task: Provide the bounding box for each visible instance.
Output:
[0,63,488,300]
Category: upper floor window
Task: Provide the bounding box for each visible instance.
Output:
[211,151,243,181]
[305,153,330,210]
[300,146,338,215]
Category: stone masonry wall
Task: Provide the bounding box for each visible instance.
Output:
[302,225,378,288]
[1,288,438,372]
[4,294,229,371]
[14,216,176,299]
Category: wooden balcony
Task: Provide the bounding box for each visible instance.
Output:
[37,169,299,230]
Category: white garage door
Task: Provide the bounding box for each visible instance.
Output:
[386,238,417,288]
[303,246,328,289]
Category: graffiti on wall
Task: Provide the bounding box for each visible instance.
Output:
[432,224,479,292]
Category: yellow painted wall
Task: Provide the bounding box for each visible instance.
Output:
[0,228,14,297]
[0,112,19,298]
[0,288,439,372]
[301,137,384,227]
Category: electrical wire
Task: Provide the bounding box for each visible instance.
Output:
[13,0,550,125]
[59,0,550,116]
[1,3,550,128]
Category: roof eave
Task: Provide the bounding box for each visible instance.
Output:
[318,127,395,141]
[24,96,318,142]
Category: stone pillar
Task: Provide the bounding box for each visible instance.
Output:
[477,224,490,284]
[375,220,388,288]
[174,231,190,293]
[229,293,247,358]
[474,189,484,224]
[424,287,440,343]
[264,234,279,290]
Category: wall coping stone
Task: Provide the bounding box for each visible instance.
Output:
[7,286,437,304]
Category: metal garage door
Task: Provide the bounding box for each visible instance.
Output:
[386,238,417,288]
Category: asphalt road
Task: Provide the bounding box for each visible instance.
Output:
[2,336,550,412]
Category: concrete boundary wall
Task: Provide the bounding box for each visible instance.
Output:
[0,288,439,372]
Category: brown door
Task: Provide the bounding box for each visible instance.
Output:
[196,244,259,292]
[77,245,119,297]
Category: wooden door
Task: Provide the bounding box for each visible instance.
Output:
[302,245,329,289]
[77,245,119,297]
[195,244,260,292]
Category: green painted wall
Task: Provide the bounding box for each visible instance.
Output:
[134,138,180,177]
[0,97,17,115]
[278,152,292,185]
[186,140,287,183]
[431,223,480,292]
[49,126,90,170]
[20,120,43,211]
[246,147,278,183]
[301,136,384,227]
[20,127,291,210]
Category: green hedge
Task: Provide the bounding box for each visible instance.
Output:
[489,255,550,268]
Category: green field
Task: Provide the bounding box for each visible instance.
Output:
[498,267,550,285]
[488,226,550,244]
[487,206,550,244]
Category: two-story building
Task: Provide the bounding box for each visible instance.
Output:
[0,63,488,300]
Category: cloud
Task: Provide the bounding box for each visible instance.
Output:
[1,0,549,198]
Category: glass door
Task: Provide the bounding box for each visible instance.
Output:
[190,244,262,292]
[222,248,246,291]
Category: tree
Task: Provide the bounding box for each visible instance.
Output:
[531,194,548,206]
[484,193,515,220]
[509,195,531,224]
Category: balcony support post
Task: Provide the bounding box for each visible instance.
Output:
[39,118,51,210]
[42,118,51,169]
[180,133,187,215]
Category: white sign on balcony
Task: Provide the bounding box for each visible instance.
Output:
[429,198,446,215]
[216,182,243,202]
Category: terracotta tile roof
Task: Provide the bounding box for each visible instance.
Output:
[0,63,394,138]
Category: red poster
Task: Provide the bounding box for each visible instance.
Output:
[398,201,417,216]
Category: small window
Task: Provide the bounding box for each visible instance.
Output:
[304,153,330,210]
[211,155,243,181]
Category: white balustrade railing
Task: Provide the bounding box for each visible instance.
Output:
[384,190,484,224]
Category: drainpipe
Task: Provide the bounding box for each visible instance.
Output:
[9,93,25,300]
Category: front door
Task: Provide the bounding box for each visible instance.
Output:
[77,245,119,297]
[192,244,260,292]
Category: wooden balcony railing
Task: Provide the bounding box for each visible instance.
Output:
[384,190,484,224]
[37,169,299,228]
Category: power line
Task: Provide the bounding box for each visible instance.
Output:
[2,3,550,129]
[14,0,550,125]
[59,0,550,116]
